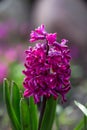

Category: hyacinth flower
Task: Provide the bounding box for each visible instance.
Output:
[23,24,71,103]
[3,25,71,130]
[23,24,71,129]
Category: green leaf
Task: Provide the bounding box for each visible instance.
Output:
[74,101,87,116]
[3,78,21,130]
[74,118,84,130]
[29,97,38,130]
[10,81,20,123]
[40,96,57,130]
[20,98,31,130]
[84,114,87,130]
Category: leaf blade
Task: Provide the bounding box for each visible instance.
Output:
[3,78,21,130]
[74,118,84,130]
[20,98,31,130]
[74,100,87,116]
[40,96,57,130]
[10,81,20,123]
[29,97,38,130]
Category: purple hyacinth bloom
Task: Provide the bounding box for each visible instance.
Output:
[29,24,47,42]
[46,33,57,44]
[23,24,71,103]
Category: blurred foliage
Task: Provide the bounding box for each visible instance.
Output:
[9,63,24,89]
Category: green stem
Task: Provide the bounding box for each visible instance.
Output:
[84,115,87,130]
[38,96,47,130]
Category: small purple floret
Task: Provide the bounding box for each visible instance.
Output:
[23,24,71,103]
[46,33,57,44]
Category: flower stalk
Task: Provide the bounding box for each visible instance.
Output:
[38,96,47,130]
